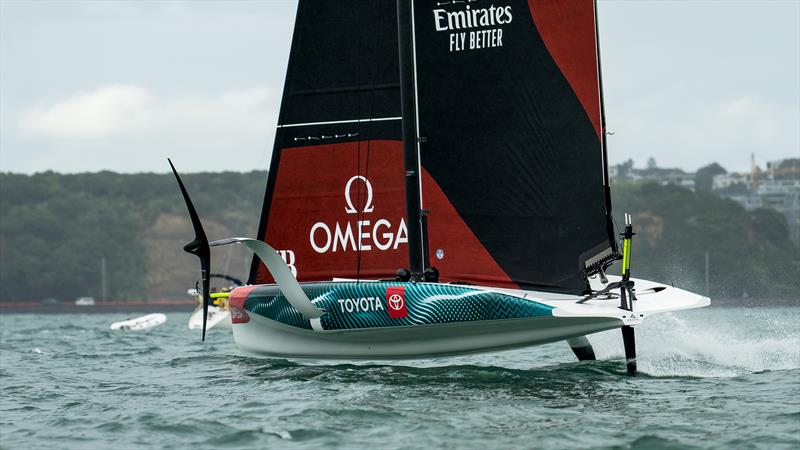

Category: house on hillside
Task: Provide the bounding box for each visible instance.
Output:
[611,157,799,243]
[610,158,695,190]
[713,158,800,243]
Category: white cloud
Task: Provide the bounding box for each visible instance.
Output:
[18,84,276,139]
[714,96,781,143]
[19,85,153,138]
[606,92,798,172]
[5,84,279,173]
[688,96,797,169]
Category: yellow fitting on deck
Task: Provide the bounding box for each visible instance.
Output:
[622,238,631,275]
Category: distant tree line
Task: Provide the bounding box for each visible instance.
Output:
[0,171,266,302]
[0,171,797,302]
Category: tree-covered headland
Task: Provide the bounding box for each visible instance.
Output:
[610,182,798,301]
[0,171,266,301]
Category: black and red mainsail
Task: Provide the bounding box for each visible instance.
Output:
[251,0,617,295]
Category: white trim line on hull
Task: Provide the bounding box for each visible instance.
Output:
[277,117,402,128]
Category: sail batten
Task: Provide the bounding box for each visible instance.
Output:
[277,117,402,129]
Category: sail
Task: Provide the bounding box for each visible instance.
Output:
[411,0,616,293]
[250,1,408,284]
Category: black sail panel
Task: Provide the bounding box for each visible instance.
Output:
[413,0,616,293]
[278,2,401,125]
[249,1,406,284]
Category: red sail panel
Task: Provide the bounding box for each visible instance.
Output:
[254,141,407,284]
[421,169,517,289]
[528,0,602,138]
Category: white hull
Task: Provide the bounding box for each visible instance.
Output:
[230,276,709,359]
[188,305,231,330]
[234,313,621,359]
[110,313,167,331]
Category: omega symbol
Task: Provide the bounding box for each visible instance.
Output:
[344,175,374,214]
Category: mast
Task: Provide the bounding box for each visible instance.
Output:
[396,0,425,279]
[594,0,618,254]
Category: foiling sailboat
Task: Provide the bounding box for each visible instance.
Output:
[170,0,708,374]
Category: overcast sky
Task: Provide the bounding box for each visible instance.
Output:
[1,0,798,174]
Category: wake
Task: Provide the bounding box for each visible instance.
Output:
[589,307,800,378]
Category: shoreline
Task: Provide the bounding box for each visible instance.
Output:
[0,300,196,314]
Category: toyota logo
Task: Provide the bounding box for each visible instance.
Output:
[388,293,404,311]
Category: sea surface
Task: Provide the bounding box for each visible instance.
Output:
[1,307,798,449]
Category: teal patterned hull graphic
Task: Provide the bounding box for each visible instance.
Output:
[244,282,553,331]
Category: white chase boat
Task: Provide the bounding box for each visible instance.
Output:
[169,0,708,373]
[187,274,241,331]
[188,305,231,331]
[110,313,167,331]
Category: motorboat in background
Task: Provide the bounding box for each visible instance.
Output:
[186,274,241,331]
[110,313,167,331]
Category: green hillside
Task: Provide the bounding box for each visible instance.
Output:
[610,182,799,300]
[0,172,797,302]
[0,171,266,301]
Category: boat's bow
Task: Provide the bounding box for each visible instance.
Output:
[551,276,710,327]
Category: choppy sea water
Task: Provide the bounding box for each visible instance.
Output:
[1,307,798,450]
